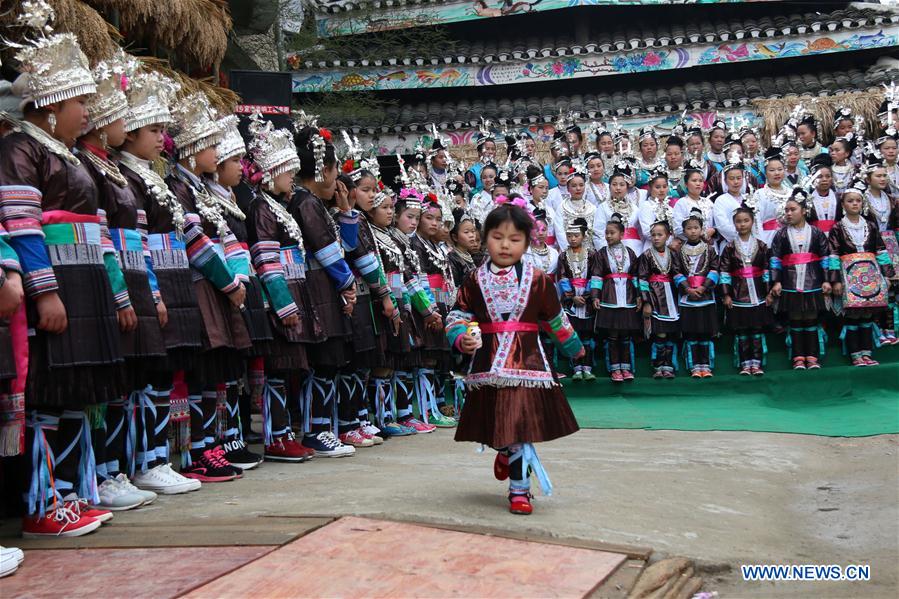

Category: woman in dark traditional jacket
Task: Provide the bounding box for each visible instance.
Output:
[245,115,316,463]
[827,180,895,366]
[166,93,249,481]
[77,54,167,509]
[204,115,272,469]
[0,27,124,536]
[719,204,773,375]
[674,209,720,377]
[289,124,357,457]
[591,214,642,382]
[769,188,832,370]
[638,209,680,378]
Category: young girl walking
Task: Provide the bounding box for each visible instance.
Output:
[447,199,583,515]
[591,214,642,382]
[719,205,773,375]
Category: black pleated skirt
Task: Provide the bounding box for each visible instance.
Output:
[25,263,125,409]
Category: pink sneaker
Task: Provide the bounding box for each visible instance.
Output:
[610,370,623,383]
[401,418,436,434]
[621,369,634,381]
[862,355,879,366]
[339,429,374,447]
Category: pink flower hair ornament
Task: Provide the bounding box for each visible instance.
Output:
[399,187,424,201]
[494,194,537,225]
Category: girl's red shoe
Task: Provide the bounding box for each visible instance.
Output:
[508,493,533,515]
[494,452,509,481]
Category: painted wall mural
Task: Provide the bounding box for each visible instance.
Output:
[292,27,899,93]
[360,110,759,156]
[314,0,778,38]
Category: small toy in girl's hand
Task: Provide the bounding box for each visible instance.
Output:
[467,321,483,349]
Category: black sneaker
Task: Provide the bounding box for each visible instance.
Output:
[181,450,238,482]
[221,439,263,470]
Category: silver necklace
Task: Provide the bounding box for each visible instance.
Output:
[78,147,127,188]
[119,153,185,235]
[259,190,303,247]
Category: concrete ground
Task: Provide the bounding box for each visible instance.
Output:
[4,428,897,597]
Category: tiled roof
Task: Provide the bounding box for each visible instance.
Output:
[291,6,896,70]
[329,65,897,132]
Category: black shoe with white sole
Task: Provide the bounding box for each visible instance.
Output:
[221,439,264,470]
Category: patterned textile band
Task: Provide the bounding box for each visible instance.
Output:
[109,228,147,272]
[148,232,189,271]
[280,246,306,280]
[42,212,103,266]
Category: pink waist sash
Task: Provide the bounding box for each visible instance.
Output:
[648,274,672,283]
[814,219,835,232]
[42,210,100,225]
[762,219,779,231]
[781,253,822,266]
[623,227,640,240]
[688,275,706,287]
[733,266,764,278]
[571,277,587,288]
[604,273,632,279]
[480,322,540,334]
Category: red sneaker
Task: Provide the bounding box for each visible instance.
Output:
[806,357,821,369]
[701,370,714,378]
[792,357,807,370]
[400,418,437,434]
[265,435,312,462]
[852,357,866,367]
[610,370,624,382]
[508,493,533,515]
[751,367,764,376]
[64,496,113,523]
[862,355,879,366]
[621,369,634,381]
[22,504,101,538]
[494,452,509,481]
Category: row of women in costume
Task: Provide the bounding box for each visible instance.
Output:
[0,18,477,540]
[439,109,899,379]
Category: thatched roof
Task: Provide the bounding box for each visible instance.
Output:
[92,0,233,68]
[140,57,241,114]
[752,89,885,143]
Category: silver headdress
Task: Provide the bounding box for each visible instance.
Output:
[171,92,222,158]
[8,1,96,108]
[215,115,246,164]
[652,195,675,231]
[124,70,180,132]
[247,112,301,187]
[86,50,134,132]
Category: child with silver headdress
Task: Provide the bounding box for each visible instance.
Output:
[769,187,833,370]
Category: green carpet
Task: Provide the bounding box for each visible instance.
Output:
[564,338,899,437]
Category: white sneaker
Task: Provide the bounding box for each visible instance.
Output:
[114,473,157,505]
[93,479,145,511]
[0,548,17,578]
[0,546,24,565]
[132,463,201,494]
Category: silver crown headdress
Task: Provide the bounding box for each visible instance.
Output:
[247,112,301,187]
[8,1,96,109]
[86,50,135,132]
[171,92,223,158]
[125,70,180,132]
[215,115,246,164]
